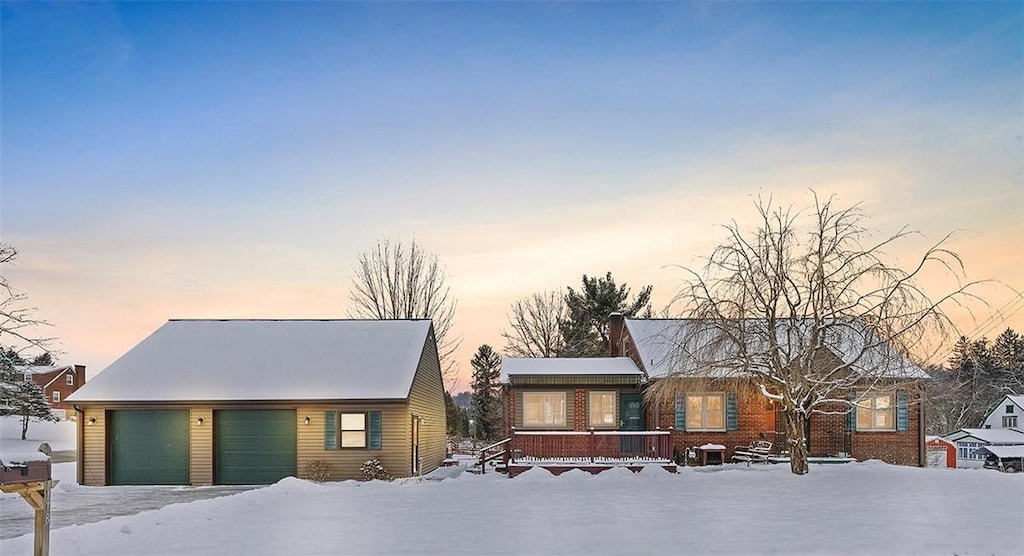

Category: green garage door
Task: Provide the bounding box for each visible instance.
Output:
[108,409,189,485]
[215,409,296,485]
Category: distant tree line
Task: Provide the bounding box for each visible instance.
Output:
[927,328,1024,434]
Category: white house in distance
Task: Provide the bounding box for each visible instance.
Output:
[979,395,1024,430]
[942,395,1024,468]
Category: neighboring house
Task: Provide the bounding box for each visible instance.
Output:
[67,319,445,486]
[979,395,1024,430]
[499,315,927,467]
[17,364,87,418]
[613,316,926,466]
[942,427,1024,469]
[925,436,956,468]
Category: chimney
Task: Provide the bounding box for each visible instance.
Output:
[608,312,624,356]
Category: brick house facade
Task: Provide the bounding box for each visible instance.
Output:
[20,365,87,416]
[615,316,925,466]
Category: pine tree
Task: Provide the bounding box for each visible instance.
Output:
[470,344,502,440]
[0,361,58,439]
[560,272,652,357]
[30,352,54,366]
[991,328,1024,393]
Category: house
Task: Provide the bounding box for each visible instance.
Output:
[499,357,675,475]
[499,315,927,469]
[66,319,446,486]
[615,316,928,466]
[941,427,1024,469]
[17,364,87,418]
[925,436,956,468]
[979,394,1024,430]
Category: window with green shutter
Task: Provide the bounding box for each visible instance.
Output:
[674,393,686,430]
[325,411,383,449]
[896,393,909,431]
[369,411,382,450]
[324,411,337,450]
[726,392,738,431]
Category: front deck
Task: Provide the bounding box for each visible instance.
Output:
[485,429,676,477]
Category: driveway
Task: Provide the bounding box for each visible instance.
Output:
[1,482,255,539]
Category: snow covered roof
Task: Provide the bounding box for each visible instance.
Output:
[977,445,1024,459]
[624,318,929,380]
[943,428,1024,445]
[500,357,642,383]
[14,365,75,375]
[67,319,434,402]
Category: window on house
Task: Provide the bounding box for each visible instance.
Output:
[66,374,74,386]
[523,392,566,427]
[856,394,894,431]
[958,441,983,460]
[686,393,725,431]
[589,392,616,427]
[1007,405,1015,414]
[52,391,60,403]
[1003,415,1018,428]
[339,413,366,448]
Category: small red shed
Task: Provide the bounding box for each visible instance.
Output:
[925,436,956,468]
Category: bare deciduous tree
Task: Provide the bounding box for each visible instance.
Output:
[501,290,566,358]
[0,243,59,439]
[649,193,976,475]
[347,238,461,387]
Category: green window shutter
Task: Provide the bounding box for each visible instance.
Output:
[369,411,382,450]
[896,393,909,431]
[324,411,337,450]
[846,394,856,432]
[674,393,686,431]
[726,392,738,431]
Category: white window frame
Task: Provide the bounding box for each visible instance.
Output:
[339,412,367,448]
[51,391,60,403]
[1003,415,1018,428]
[66,374,74,386]
[522,392,567,428]
[855,393,895,432]
[588,391,617,428]
[686,393,726,432]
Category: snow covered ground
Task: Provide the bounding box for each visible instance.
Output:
[1,460,1021,555]
[0,414,76,454]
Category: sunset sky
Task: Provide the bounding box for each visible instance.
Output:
[2,2,1021,390]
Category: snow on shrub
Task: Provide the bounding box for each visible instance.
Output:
[305,460,333,483]
[361,458,393,482]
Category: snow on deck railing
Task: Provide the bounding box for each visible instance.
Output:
[508,428,675,463]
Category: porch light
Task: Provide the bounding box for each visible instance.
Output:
[88,417,96,425]
[196,417,204,426]
[304,416,311,425]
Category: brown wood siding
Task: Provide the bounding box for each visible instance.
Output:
[189,407,213,485]
[406,332,446,475]
[514,388,575,430]
[81,407,106,486]
[296,403,410,481]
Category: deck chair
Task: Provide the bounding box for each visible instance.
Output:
[732,440,772,464]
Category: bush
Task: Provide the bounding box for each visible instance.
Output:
[361,458,393,482]
[305,460,333,482]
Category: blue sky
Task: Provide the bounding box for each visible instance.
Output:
[2,2,1021,386]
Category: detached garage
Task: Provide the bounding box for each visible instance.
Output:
[68,319,446,486]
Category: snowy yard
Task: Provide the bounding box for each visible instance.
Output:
[1,459,1022,555]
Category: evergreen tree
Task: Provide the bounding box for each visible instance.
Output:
[30,352,54,366]
[559,272,652,357]
[444,391,462,437]
[991,328,1024,393]
[0,361,58,439]
[470,344,502,440]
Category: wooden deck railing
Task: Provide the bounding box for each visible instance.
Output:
[508,428,673,464]
[476,438,511,475]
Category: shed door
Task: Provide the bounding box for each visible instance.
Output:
[215,409,296,485]
[619,393,643,454]
[108,409,189,485]
[926,448,946,468]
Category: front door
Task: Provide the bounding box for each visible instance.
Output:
[411,415,421,476]
[619,393,643,454]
